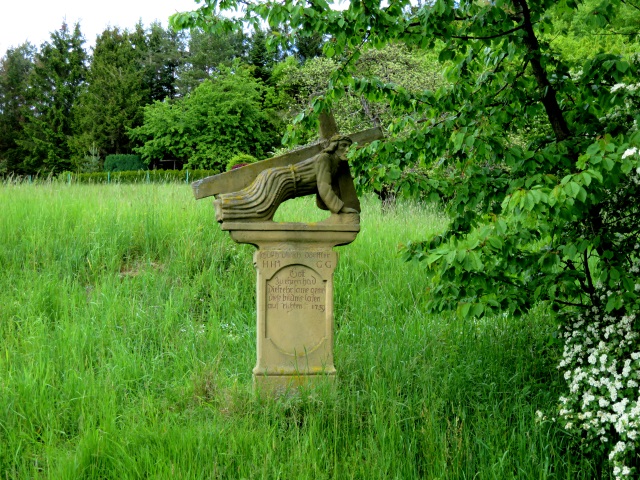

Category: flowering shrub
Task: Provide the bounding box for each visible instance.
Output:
[558,275,640,478]
[554,139,640,478]
[408,60,640,478]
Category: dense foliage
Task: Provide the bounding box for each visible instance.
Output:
[226,153,258,171]
[129,66,281,171]
[0,43,34,176]
[171,0,640,475]
[70,28,147,162]
[17,23,87,175]
[274,43,442,144]
[103,154,146,172]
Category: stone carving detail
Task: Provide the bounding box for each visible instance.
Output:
[214,135,360,223]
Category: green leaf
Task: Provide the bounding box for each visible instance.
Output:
[488,236,503,250]
[563,182,581,198]
[576,186,587,203]
[602,157,615,171]
[616,60,629,73]
[471,303,484,317]
[453,131,465,152]
[457,302,472,319]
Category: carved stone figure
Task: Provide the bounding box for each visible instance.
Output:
[214,135,361,223]
[191,121,383,392]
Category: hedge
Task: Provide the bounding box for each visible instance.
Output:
[59,169,220,185]
[104,154,146,172]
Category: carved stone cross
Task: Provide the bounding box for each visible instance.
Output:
[193,114,382,393]
[192,124,382,225]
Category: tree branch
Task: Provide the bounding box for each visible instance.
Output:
[513,0,572,142]
[583,247,599,307]
[451,24,524,40]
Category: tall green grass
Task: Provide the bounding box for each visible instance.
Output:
[0,182,606,479]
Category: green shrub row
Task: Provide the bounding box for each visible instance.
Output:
[59,169,220,184]
[104,154,146,172]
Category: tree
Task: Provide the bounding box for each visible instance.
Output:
[171,0,640,475]
[131,22,186,103]
[550,0,640,63]
[18,22,87,174]
[293,31,325,63]
[71,27,146,165]
[176,28,246,95]
[0,43,35,175]
[246,28,284,83]
[129,64,282,171]
[275,43,441,144]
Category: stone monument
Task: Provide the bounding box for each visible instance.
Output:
[193,114,382,391]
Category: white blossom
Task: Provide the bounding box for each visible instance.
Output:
[622,147,638,159]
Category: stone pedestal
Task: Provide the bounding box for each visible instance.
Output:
[221,218,359,392]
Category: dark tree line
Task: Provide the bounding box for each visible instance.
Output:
[0,21,319,176]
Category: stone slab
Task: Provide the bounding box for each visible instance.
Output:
[223,218,359,249]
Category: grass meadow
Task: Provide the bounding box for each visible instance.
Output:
[0,181,608,479]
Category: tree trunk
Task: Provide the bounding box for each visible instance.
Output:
[513,0,571,142]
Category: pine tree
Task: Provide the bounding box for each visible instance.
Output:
[0,42,35,175]
[131,22,186,103]
[19,22,87,174]
[176,28,246,95]
[71,27,145,164]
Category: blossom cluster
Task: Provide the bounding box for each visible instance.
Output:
[604,77,640,134]
[611,83,640,94]
[557,255,640,479]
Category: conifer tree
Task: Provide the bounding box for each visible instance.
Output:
[0,43,35,175]
[71,27,145,163]
[19,23,87,174]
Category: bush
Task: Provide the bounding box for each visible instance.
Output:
[128,65,282,171]
[226,153,257,171]
[104,154,146,172]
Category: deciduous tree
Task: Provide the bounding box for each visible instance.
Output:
[172,0,640,474]
[129,64,281,171]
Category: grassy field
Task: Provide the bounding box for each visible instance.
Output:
[0,182,607,479]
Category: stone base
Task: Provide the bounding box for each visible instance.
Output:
[221,220,358,394]
[254,372,336,394]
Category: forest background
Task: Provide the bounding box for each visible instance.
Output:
[0,18,439,176]
[1,0,634,180]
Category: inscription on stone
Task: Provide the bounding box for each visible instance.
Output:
[258,250,334,269]
[265,264,327,356]
[267,267,327,312]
